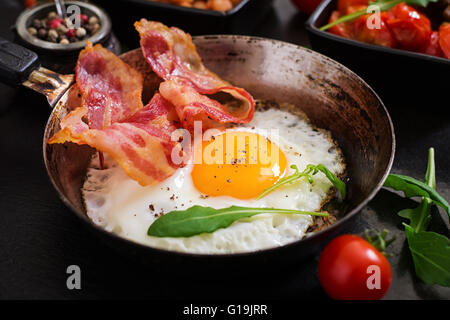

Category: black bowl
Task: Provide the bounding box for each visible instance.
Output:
[305,0,450,106]
[14,1,120,74]
[91,0,274,48]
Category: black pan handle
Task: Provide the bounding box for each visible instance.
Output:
[0,37,75,108]
[0,37,40,86]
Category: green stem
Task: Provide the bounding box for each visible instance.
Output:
[415,148,435,233]
[256,165,313,200]
[364,229,395,256]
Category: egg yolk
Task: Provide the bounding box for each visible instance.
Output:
[191,131,287,199]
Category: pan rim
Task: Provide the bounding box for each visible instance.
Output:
[42,34,396,259]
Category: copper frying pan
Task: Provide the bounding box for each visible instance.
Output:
[0,36,395,273]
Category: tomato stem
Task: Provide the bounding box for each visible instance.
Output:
[364,229,395,256]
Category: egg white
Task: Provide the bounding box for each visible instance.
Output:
[82,106,345,254]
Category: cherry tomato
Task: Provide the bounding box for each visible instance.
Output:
[386,3,431,51]
[337,0,368,14]
[24,0,37,8]
[328,10,352,38]
[318,235,392,300]
[439,23,450,59]
[420,31,444,57]
[290,0,323,15]
[353,12,396,48]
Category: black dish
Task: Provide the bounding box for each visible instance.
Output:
[305,0,450,105]
[91,0,274,48]
[14,1,120,74]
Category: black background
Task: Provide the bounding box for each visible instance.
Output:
[0,0,449,300]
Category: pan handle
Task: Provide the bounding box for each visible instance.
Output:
[0,37,75,107]
[0,37,40,86]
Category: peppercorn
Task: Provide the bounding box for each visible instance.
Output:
[32,19,41,29]
[63,17,74,29]
[27,11,101,45]
[56,24,68,35]
[37,28,47,39]
[92,23,100,33]
[66,28,76,38]
[88,16,99,25]
[47,29,58,42]
[47,11,57,19]
[48,18,63,29]
[76,27,86,38]
[79,14,89,24]
[27,27,37,36]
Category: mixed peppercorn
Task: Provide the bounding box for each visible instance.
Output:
[27,11,101,44]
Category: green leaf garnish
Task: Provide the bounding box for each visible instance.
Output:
[147,205,329,238]
[384,175,450,219]
[256,164,346,200]
[404,224,450,286]
[320,0,439,31]
[384,148,450,287]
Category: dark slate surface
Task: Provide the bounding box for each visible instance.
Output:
[0,0,449,300]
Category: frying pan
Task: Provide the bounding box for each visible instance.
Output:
[0,35,395,274]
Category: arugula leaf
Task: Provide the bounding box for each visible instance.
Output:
[147,205,328,238]
[383,174,429,198]
[256,164,346,200]
[320,0,439,31]
[316,164,347,200]
[404,224,450,286]
[395,148,435,231]
[385,148,450,287]
[397,201,431,231]
[384,175,450,219]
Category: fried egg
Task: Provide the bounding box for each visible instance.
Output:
[83,103,345,254]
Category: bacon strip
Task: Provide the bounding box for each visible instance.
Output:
[76,42,144,129]
[50,94,181,186]
[159,80,252,132]
[135,19,255,126]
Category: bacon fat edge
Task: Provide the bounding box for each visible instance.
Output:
[135,19,255,129]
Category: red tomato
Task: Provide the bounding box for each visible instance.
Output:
[386,3,431,51]
[345,4,367,14]
[318,235,392,300]
[24,0,37,8]
[337,0,368,14]
[439,23,450,59]
[290,0,323,15]
[420,31,444,57]
[353,12,396,48]
[328,11,352,38]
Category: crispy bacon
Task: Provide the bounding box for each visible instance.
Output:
[50,93,181,186]
[76,42,144,129]
[48,106,89,145]
[159,80,253,132]
[50,21,258,187]
[135,19,255,126]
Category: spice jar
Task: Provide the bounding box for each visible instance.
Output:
[15,1,120,74]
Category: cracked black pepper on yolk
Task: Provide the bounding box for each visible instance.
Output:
[191,131,287,199]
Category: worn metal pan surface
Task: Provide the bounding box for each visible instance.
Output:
[40,36,395,274]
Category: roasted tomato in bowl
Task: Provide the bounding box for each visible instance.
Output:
[324,0,450,59]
